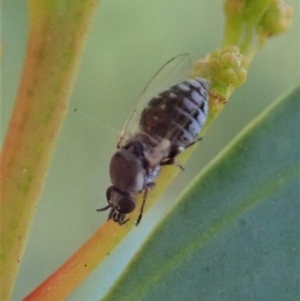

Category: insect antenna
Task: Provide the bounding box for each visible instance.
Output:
[96,205,111,212]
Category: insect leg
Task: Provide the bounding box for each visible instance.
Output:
[185,137,203,149]
[161,157,184,170]
[160,145,186,170]
[161,137,203,170]
[136,187,150,226]
[121,218,130,225]
[96,205,111,212]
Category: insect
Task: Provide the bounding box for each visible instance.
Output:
[97,54,210,225]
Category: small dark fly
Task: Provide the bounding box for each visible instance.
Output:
[97,54,210,225]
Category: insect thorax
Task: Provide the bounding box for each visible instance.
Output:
[126,131,171,168]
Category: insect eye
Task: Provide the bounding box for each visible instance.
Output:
[106,186,114,200]
[106,186,136,214]
[118,196,136,214]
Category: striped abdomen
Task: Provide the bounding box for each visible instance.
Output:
[139,77,209,148]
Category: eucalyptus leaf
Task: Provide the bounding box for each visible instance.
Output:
[102,83,300,301]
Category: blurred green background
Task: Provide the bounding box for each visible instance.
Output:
[1,0,299,300]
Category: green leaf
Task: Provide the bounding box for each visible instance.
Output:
[102,83,300,301]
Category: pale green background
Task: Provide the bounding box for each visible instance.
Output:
[1,0,299,300]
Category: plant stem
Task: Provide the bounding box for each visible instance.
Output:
[0,1,101,300]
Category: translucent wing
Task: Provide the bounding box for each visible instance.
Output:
[117,53,191,148]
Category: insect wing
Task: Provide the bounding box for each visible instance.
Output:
[117,53,192,148]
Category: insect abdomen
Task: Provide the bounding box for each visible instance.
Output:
[140,78,209,147]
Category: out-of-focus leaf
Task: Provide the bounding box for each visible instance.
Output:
[102,83,300,301]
